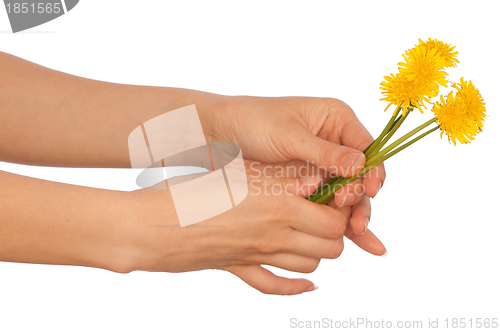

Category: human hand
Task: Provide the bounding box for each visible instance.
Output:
[130,178,351,295]
[207,96,386,235]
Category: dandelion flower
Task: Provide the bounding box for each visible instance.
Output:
[414,38,459,68]
[452,77,487,129]
[380,73,434,115]
[381,42,450,115]
[399,44,449,91]
[432,78,486,145]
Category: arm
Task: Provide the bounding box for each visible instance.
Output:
[0,168,360,295]
[0,170,141,272]
[0,51,224,167]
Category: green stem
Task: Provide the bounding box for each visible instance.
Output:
[367,113,408,158]
[370,125,440,166]
[366,117,437,166]
[314,166,375,205]
[387,114,403,132]
[362,141,375,155]
[364,107,401,156]
[307,106,402,202]
[307,175,340,201]
[314,122,440,205]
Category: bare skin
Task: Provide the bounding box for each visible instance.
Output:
[0,52,386,295]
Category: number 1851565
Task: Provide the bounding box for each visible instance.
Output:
[6,2,62,14]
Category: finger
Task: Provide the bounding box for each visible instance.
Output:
[317,101,387,196]
[350,195,371,234]
[332,179,365,208]
[248,253,320,274]
[289,129,366,178]
[222,264,317,295]
[327,102,375,152]
[362,164,386,198]
[345,224,387,256]
[285,195,350,239]
[282,229,345,259]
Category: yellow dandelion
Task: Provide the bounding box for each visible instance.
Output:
[414,38,459,68]
[380,73,434,115]
[432,78,486,145]
[399,44,449,91]
[452,77,486,129]
[381,41,452,115]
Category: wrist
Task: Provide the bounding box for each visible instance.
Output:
[84,190,150,274]
[115,188,183,273]
[188,90,234,143]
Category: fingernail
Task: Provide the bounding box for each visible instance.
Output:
[362,217,370,234]
[338,193,348,207]
[341,153,365,173]
[305,284,318,292]
[374,182,382,197]
[381,250,388,257]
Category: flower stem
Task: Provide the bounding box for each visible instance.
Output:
[308,107,402,202]
[366,117,437,166]
[373,125,439,164]
[314,121,440,205]
[307,175,340,201]
[364,107,401,156]
[314,166,376,205]
[367,112,408,158]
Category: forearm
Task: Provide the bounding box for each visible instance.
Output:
[0,52,226,167]
[0,170,152,272]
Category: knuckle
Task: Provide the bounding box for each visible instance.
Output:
[268,195,292,223]
[319,143,339,166]
[325,219,347,238]
[255,235,284,254]
[319,97,345,111]
[358,137,375,151]
[298,258,320,273]
[323,210,348,238]
[324,239,344,259]
[322,98,355,118]
[255,240,275,254]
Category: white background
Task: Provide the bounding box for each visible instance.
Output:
[1,1,499,331]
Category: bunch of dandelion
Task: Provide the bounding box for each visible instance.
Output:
[308,38,486,204]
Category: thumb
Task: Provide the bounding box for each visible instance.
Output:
[222,265,317,295]
[290,131,366,177]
